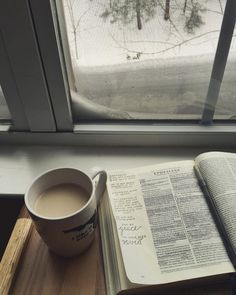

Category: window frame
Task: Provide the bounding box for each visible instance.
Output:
[0,122,235,148]
[29,0,73,131]
[0,0,57,132]
[0,30,29,130]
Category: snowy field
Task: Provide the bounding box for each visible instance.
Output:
[64,0,231,65]
[62,0,236,120]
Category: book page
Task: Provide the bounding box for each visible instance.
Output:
[106,161,233,285]
[195,151,236,255]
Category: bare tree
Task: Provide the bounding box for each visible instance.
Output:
[66,0,78,59]
[65,0,90,59]
[164,0,170,20]
[183,0,188,14]
[136,0,142,30]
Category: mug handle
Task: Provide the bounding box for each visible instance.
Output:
[90,168,107,203]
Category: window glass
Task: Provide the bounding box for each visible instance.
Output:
[0,85,11,120]
[60,0,230,121]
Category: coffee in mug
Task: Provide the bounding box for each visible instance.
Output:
[34,183,89,218]
[24,168,107,257]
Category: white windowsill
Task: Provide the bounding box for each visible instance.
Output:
[1,122,236,146]
[0,145,235,196]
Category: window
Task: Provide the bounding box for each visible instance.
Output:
[0,0,235,146]
[58,0,236,122]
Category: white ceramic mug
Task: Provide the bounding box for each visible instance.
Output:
[24,167,107,257]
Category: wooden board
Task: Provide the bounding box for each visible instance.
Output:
[10,222,106,295]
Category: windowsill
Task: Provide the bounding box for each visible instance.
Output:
[1,122,236,146]
[0,144,235,196]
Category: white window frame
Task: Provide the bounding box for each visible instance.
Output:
[0,30,29,130]
[0,0,56,132]
[0,0,236,147]
[29,0,73,131]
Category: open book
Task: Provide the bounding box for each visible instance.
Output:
[99,151,236,295]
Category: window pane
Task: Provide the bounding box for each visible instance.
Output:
[0,85,11,120]
[59,0,228,121]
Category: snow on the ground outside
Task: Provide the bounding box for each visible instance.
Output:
[62,0,236,119]
[63,0,235,67]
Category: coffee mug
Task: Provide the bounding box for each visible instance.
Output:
[24,167,107,257]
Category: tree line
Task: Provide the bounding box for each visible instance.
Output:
[100,0,207,33]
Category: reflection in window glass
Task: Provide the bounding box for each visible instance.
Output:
[61,0,232,120]
[0,85,11,120]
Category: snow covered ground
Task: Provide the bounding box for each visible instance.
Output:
[64,0,230,65]
[62,0,236,120]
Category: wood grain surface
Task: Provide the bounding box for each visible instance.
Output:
[10,224,106,295]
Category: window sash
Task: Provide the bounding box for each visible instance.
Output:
[0,31,29,130]
[0,0,56,132]
[29,0,73,131]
